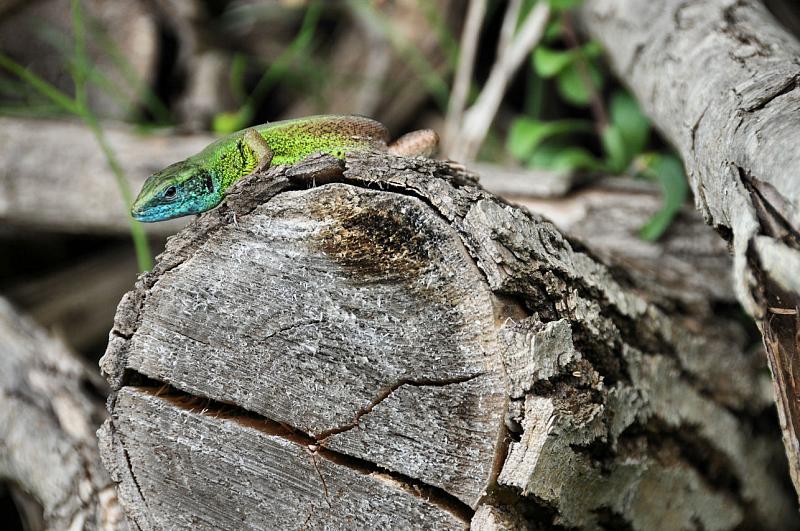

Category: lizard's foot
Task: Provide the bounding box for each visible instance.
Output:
[388,129,439,158]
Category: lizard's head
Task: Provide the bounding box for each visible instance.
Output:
[131,159,222,222]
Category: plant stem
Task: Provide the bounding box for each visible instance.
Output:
[72,0,152,270]
[561,13,608,133]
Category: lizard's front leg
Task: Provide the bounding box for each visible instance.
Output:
[244,129,275,173]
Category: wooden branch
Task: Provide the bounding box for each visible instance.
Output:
[4,247,139,351]
[100,152,797,529]
[0,297,124,530]
[580,0,800,500]
[0,117,208,235]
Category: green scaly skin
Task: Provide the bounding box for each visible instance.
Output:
[131,115,390,222]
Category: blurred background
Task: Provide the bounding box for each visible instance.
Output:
[2,0,800,527]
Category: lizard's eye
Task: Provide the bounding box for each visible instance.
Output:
[163,186,178,200]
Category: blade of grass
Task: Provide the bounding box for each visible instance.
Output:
[0,54,80,115]
[416,0,459,69]
[85,16,172,124]
[350,0,450,110]
[71,0,152,271]
[0,4,154,271]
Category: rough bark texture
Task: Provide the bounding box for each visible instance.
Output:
[0,297,125,530]
[580,0,800,499]
[0,118,207,235]
[100,152,797,529]
[515,177,736,309]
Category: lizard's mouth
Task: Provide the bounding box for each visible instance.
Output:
[130,203,146,221]
[130,203,159,223]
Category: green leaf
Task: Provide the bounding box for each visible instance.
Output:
[556,60,604,106]
[582,40,603,58]
[609,91,650,160]
[532,46,575,78]
[507,117,593,161]
[543,18,564,42]
[601,125,628,173]
[212,107,253,134]
[548,0,585,10]
[527,142,603,172]
[0,53,80,115]
[639,154,689,241]
[550,147,603,172]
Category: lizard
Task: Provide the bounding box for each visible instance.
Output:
[130,115,438,222]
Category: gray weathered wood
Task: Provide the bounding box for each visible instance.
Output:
[0,297,125,530]
[100,152,798,529]
[580,0,800,500]
[4,247,140,351]
[517,177,735,308]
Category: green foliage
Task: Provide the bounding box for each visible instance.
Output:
[637,154,689,241]
[532,41,603,107]
[610,91,650,157]
[507,5,688,240]
[532,46,575,77]
[214,1,323,134]
[508,117,593,160]
[0,0,153,271]
[602,90,650,173]
[555,60,603,106]
[600,124,627,173]
[531,144,603,172]
[547,0,585,10]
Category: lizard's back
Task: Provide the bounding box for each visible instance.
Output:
[254,115,390,165]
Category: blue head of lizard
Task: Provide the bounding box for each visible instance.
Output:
[131,159,224,222]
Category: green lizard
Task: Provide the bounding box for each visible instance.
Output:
[131,115,438,222]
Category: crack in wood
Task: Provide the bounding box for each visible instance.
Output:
[313,373,484,443]
[120,379,475,524]
[738,167,800,246]
[744,74,800,112]
[115,425,149,531]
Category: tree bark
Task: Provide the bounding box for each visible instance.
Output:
[580,0,800,501]
[100,152,797,529]
[0,297,125,530]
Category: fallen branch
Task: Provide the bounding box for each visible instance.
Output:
[0,297,124,529]
[444,1,551,161]
[0,117,207,234]
[580,0,800,500]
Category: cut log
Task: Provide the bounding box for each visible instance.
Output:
[0,297,124,530]
[100,152,798,529]
[580,0,800,500]
[515,177,736,308]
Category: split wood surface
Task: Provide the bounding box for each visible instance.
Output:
[100,152,797,530]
